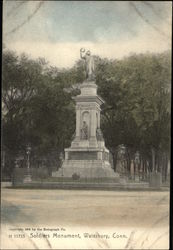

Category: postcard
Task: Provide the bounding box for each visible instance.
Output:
[1,1,171,249]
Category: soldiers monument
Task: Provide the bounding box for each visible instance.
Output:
[52,49,119,180]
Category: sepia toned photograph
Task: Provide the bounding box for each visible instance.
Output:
[1,1,172,249]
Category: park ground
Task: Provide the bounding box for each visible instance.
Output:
[1,187,170,249]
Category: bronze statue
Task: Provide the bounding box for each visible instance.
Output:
[96,128,104,141]
[81,121,88,140]
[80,48,95,81]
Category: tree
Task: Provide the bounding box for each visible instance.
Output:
[2,49,76,176]
[2,48,171,181]
[95,52,171,177]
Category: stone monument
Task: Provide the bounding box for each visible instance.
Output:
[52,49,119,180]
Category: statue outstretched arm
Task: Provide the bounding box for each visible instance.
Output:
[80,48,86,60]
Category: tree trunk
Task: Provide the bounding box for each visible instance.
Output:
[151,148,156,172]
[156,151,159,173]
[141,157,145,180]
[164,153,169,182]
[138,158,142,179]
[126,149,131,178]
[134,162,136,180]
[144,159,148,180]
[112,150,118,172]
[148,157,152,173]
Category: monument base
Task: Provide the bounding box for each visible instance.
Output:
[52,146,119,180]
[52,159,119,179]
[149,172,162,188]
[23,174,32,183]
[52,79,120,182]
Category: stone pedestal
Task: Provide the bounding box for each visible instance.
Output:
[52,80,119,180]
[149,172,162,188]
[23,168,32,183]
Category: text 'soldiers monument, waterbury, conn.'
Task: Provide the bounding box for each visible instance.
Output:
[53,49,119,179]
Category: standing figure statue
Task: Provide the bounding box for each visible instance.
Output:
[81,121,88,140]
[96,128,104,141]
[80,48,95,81]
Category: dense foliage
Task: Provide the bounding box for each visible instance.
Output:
[2,48,171,180]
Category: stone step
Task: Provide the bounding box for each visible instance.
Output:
[11,180,159,191]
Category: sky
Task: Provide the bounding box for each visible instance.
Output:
[3,1,172,68]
